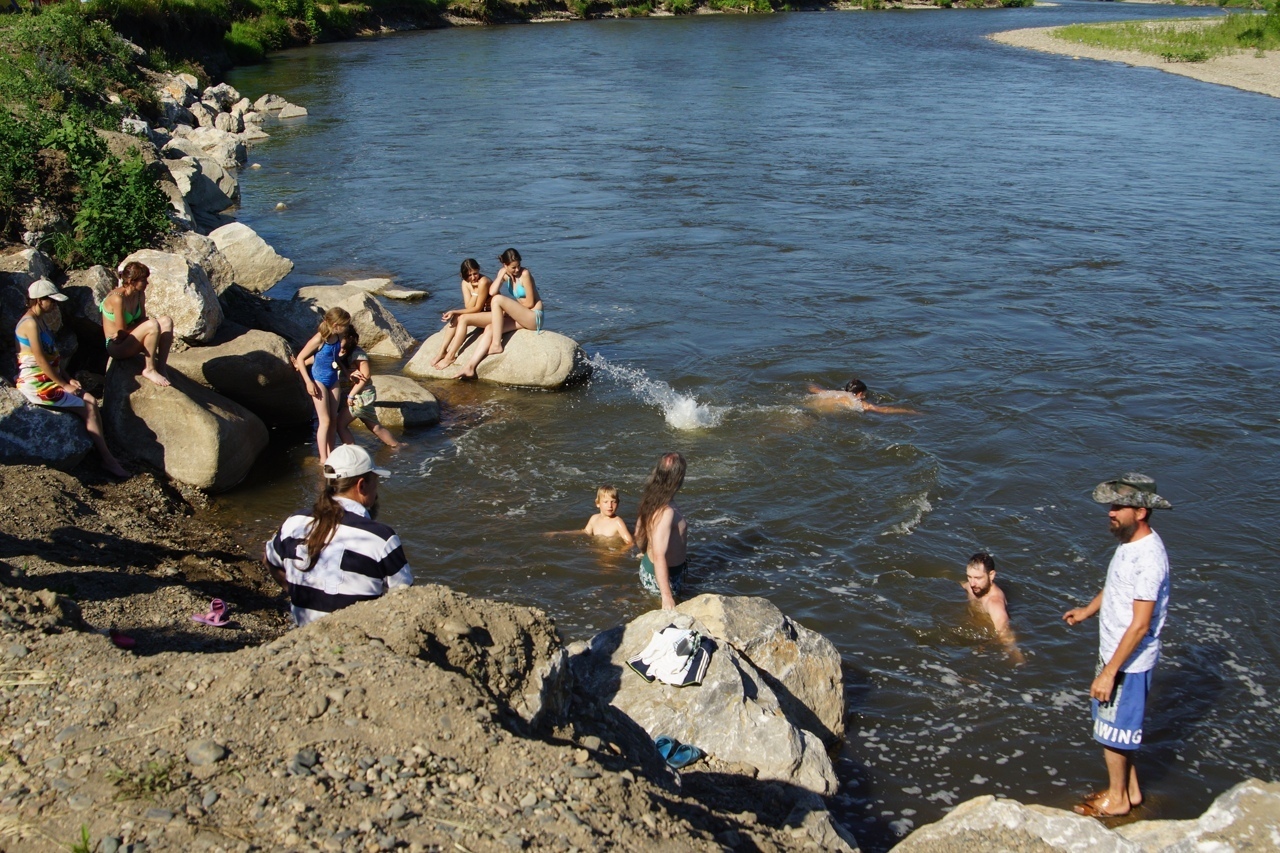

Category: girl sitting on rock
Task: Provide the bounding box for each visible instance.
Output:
[295,307,352,464]
[336,327,401,450]
[458,248,544,378]
[430,258,493,370]
[101,261,175,388]
[16,279,129,478]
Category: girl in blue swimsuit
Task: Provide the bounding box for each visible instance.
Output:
[458,248,545,378]
[294,307,352,464]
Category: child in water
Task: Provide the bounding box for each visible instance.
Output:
[547,485,633,545]
[295,307,352,464]
[806,378,920,415]
[635,453,688,611]
[336,327,402,450]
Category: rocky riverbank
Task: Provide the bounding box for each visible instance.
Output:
[990,24,1280,99]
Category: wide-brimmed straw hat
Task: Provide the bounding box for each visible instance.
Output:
[1092,473,1172,510]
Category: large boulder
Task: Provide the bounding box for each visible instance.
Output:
[162,154,238,219]
[0,249,59,374]
[119,249,223,345]
[61,266,115,326]
[182,126,247,169]
[167,326,311,427]
[294,285,415,358]
[679,594,845,748]
[0,387,92,471]
[363,375,440,429]
[571,598,841,795]
[404,328,592,390]
[220,284,319,351]
[103,358,268,492]
[1117,778,1280,851]
[894,796,1130,852]
[209,222,293,294]
[160,231,236,295]
[0,246,55,288]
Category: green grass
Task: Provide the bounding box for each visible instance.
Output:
[1054,1,1280,62]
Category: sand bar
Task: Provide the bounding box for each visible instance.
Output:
[990,24,1280,98]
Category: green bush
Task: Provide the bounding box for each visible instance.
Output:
[69,153,171,267]
[0,111,39,236]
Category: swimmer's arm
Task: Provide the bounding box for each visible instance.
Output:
[347,358,372,398]
[863,402,921,415]
[1063,590,1102,626]
[650,507,677,610]
[614,517,634,547]
[294,334,324,397]
[1091,599,1155,702]
[807,384,826,395]
[988,599,1013,641]
[444,276,493,321]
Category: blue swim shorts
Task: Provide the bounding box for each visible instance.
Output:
[1091,663,1152,750]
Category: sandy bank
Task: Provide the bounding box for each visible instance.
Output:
[989,25,1280,98]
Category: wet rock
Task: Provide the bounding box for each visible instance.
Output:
[361,375,440,430]
[293,285,415,358]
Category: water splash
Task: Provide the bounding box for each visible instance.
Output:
[882,492,933,537]
[589,354,726,430]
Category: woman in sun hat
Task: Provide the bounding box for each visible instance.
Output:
[15,279,129,477]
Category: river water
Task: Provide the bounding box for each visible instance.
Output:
[224,4,1280,847]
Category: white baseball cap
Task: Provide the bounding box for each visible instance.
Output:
[323,444,389,480]
[28,278,68,301]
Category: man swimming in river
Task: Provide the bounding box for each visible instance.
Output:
[962,552,1022,663]
[806,379,919,414]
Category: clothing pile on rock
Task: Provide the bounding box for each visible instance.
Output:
[627,625,712,687]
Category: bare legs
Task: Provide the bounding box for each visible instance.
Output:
[486,295,539,356]
[1098,748,1141,812]
[337,402,401,449]
[458,320,515,379]
[108,316,175,387]
[310,384,340,464]
[76,393,129,478]
[431,313,493,370]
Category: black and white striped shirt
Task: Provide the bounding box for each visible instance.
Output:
[264,496,413,627]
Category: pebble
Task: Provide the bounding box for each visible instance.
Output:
[100,838,121,853]
[502,833,525,850]
[185,739,228,766]
[5,643,29,659]
[568,767,599,780]
[67,792,93,810]
[347,781,370,796]
[384,802,407,821]
[581,736,602,752]
[53,725,84,744]
[44,756,66,772]
[202,790,220,808]
[144,807,174,823]
[295,748,320,768]
[307,696,329,719]
[519,792,538,808]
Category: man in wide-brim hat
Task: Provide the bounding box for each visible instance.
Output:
[1063,473,1173,818]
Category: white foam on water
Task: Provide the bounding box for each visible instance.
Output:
[589,354,726,430]
[882,491,934,537]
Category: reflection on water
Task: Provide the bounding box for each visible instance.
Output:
[224,4,1280,848]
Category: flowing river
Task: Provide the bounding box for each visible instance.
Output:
[224,3,1280,847]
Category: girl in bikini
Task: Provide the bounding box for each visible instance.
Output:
[17,279,129,478]
[100,261,175,387]
[430,259,493,370]
[295,307,352,464]
[458,248,544,378]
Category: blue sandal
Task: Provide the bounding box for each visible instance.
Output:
[654,735,678,763]
[666,743,703,770]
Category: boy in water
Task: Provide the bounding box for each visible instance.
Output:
[963,552,1023,664]
[806,379,919,414]
[547,485,633,545]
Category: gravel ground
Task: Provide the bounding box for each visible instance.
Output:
[0,465,846,853]
[990,24,1280,99]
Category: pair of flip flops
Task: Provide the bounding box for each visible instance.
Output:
[655,735,704,770]
[191,598,231,627]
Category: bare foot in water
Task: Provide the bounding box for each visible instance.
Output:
[142,367,171,387]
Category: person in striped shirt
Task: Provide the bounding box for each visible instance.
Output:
[264,445,412,626]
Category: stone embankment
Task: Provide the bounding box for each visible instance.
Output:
[2,69,595,491]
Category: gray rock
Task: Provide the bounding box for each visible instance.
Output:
[68,792,94,810]
[213,110,245,136]
[0,388,93,471]
[166,326,311,427]
[294,285,415,358]
[162,155,237,219]
[572,602,839,795]
[119,249,223,345]
[5,642,30,659]
[1117,778,1280,851]
[209,223,293,294]
[184,126,247,169]
[61,265,116,326]
[343,278,393,294]
[278,103,308,119]
[361,375,440,430]
[253,93,290,112]
[202,789,220,808]
[104,359,267,492]
[188,101,217,128]
[99,836,121,853]
[219,284,320,351]
[143,807,174,823]
[185,739,228,766]
[381,287,427,301]
[894,795,1135,852]
[202,83,241,111]
[404,328,591,390]
[679,594,845,747]
[160,232,235,295]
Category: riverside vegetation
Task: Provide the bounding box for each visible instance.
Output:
[1054,0,1280,63]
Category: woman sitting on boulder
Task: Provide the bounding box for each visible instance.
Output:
[429,258,493,370]
[458,248,543,379]
[101,261,175,388]
[16,279,130,478]
[295,307,352,464]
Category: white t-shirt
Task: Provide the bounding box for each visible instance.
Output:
[1099,530,1170,673]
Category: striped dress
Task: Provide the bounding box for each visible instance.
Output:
[15,320,77,407]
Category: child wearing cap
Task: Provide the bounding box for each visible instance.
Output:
[15,279,129,478]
